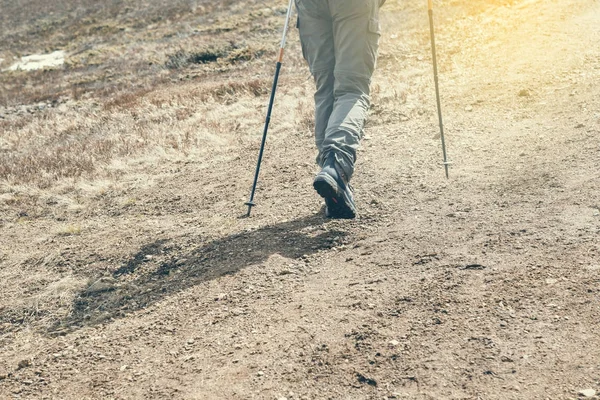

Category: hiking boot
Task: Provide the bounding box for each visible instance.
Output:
[313,153,357,219]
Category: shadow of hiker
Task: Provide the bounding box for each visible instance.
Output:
[51,213,346,334]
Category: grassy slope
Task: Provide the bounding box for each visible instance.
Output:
[1,0,599,398]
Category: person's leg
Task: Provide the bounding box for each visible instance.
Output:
[321,0,382,181]
[295,0,335,165]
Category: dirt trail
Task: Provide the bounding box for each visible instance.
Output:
[1,0,599,399]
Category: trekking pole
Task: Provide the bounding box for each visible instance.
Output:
[245,0,295,217]
[428,0,450,178]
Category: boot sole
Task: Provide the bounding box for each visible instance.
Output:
[313,173,356,219]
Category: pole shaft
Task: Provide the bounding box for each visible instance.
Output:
[428,4,450,178]
[245,0,294,216]
[246,62,282,217]
[279,0,294,49]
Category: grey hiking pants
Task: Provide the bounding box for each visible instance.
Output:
[296,0,383,181]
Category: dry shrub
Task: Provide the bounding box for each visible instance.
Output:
[0,112,148,186]
[211,79,269,100]
[0,74,272,187]
[1,138,106,186]
[103,88,153,111]
[225,46,267,64]
[0,69,68,107]
[175,107,194,121]
[165,45,267,69]
[165,48,228,69]
[0,273,86,331]
[56,225,82,236]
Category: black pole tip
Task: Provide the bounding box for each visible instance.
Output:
[244,201,256,218]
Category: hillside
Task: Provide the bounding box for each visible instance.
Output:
[1,0,599,398]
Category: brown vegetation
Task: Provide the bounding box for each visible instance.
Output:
[1,0,599,399]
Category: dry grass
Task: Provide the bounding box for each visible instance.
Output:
[0,271,86,332]
[0,75,293,187]
[0,0,522,192]
[0,0,285,107]
[0,0,242,51]
[0,0,297,195]
[56,224,82,236]
[0,0,515,190]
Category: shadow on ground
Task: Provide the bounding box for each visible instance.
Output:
[49,213,346,335]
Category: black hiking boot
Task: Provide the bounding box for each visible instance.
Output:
[313,153,357,219]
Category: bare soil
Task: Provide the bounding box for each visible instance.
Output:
[1,0,599,399]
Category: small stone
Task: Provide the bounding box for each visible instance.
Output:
[465,105,473,112]
[578,389,596,397]
[215,293,228,301]
[120,365,128,371]
[500,320,507,327]
[518,89,531,97]
[187,339,195,345]
[389,340,400,347]
[545,278,558,285]
[17,359,31,370]
[257,371,264,377]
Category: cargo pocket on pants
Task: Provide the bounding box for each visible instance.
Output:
[368,18,381,35]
